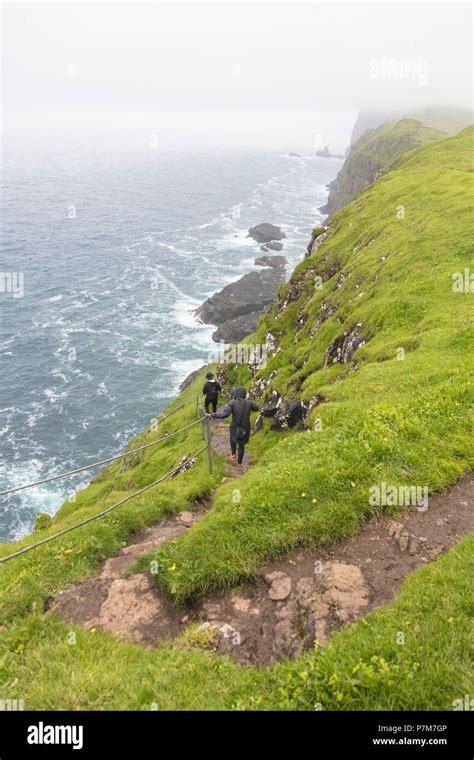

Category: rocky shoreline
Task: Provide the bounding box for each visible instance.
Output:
[194,224,288,343]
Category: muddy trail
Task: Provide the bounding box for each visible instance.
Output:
[50,428,473,666]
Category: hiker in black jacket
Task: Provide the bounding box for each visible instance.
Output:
[202,372,222,414]
[210,385,258,467]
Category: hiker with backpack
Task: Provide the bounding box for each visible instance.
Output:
[202,372,222,414]
[209,385,258,467]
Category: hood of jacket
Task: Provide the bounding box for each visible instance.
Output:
[232,385,247,399]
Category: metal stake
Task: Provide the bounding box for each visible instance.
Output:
[205,415,213,474]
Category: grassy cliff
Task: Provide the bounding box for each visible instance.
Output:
[149,125,473,601]
[320,118,446,216]
[0,126,472,710]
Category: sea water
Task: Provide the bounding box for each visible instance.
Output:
[0,130,345,540]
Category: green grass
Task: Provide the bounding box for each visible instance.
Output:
[323,117,447,213]
[1,534,472,710]
[0,390,223,623]
[0,125,472,711]
[144,126,473,601]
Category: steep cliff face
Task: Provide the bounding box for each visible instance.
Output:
[320,118,445,217]
[349,105,473,145]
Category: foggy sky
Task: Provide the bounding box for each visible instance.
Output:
[2,1,472,146]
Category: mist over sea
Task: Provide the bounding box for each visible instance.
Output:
[0,126,348,541]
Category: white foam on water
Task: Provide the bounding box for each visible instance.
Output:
[171,295,206,329]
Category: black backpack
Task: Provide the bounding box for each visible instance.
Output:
[234,400,249,443]
[206,381,219,400]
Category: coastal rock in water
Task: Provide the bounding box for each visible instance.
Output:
[247,223,287,244]
[254,254,287,269]
[316,145,345,159]
[212,311,261,344]
[179,368,203,392]
[195,265,286,344]
[260,241,284,252]
[195,269,283,325]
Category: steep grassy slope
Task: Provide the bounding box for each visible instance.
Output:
[320,118,446,216]
[350,106,472,144]
[149,126,473,600]
[0,126,472,711]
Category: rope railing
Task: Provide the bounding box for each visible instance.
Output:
[135,403,184,444]
[0,414,206,497]
[0,446,208,564]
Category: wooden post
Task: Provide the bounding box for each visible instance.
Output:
[205,415,213,474]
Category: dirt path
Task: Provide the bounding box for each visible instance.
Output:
[50,443,473,664]
[49,421,244,645]
[197,472,473,664]
[50,507,207,645]
[211,420,252,477]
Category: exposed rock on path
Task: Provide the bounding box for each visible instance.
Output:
[50,459,473,666]
[196,473,473,664]
[50,509,208,645]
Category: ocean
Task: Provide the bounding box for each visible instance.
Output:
[0,131,344,541]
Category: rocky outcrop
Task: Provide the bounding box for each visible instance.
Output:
[305,228,330,257]
[254,254,287,269]
[270,399,307,431]
[316,145,345,159]
[179,368,203,392]
[195,263,287,344]
[213,312,261,344]
[194,222,289,344]
[323,324,366,366]
[260,241,284,252]
[247,223,287,244]
[305,226,327,254]
[254,392,308,432]
[270,563,369,657]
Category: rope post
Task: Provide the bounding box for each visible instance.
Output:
[205,415,213,474]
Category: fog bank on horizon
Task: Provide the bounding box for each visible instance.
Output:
[2,1,472,150]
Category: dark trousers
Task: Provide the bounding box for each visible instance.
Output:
[230,434,245,464]
[205,399,217,414]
